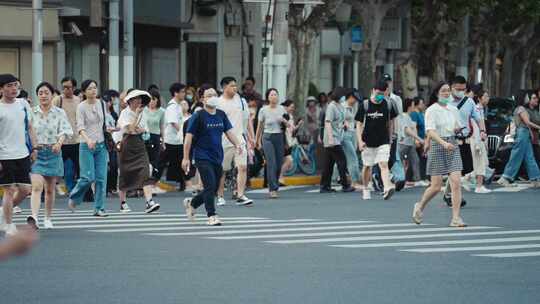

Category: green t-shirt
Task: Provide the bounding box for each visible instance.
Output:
[144,107,165,135]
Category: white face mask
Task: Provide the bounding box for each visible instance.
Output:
[453,90,465,99]
[206,97,219,108]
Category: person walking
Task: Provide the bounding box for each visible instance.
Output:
[320,87,355,193]
[67,79,110,217]
[216,77,254,206]
[410,97,428,182]
[0,74,35,236]
[399,98,425,187]
[255,89,287,198]
[355,82,398,200]
[144,89,165,193]
[496,93,540,187]
[27,82,73,229]
[116,90,161,213]
[341,89,362,189]
[53,77,80,194]
[412,82,467,227]
[470,89,491,193]
[153,83,185,189]
[182,96,243,226]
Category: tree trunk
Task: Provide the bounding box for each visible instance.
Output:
[501,47,514,97]
[482,40,492,92]
[398,56,418,98]
[288,29,315,117]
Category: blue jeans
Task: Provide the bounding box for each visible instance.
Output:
[342,130,360,183]
[262,133,285,191]
[69,142,109,211]
[191,160,222,217]
[503,127,540,181]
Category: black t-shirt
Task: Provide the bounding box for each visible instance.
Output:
[354,100,398,147]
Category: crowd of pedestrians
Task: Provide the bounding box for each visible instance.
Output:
[1,71,540,236]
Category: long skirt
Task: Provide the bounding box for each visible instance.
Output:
[118,134,154,191]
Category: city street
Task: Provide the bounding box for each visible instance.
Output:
[1,185,539,304]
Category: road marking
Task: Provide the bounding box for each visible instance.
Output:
[12,211,188,218]
[209,226,498,240]
[12,217,272,225]
[473,251,540,258]
[267,229,540,244]
[401,244,540,253]
[142,223,429,237]
[247,186,308,194]
[332,236,540,248]
[49,219,292,229]
[12,214,265,221]
[102,220,376,234]
[491,185,531,192]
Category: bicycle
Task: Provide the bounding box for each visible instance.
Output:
[283,142,317,176]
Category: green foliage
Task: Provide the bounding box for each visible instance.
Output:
[308,82,319,97]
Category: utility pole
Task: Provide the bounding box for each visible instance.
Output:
[109,0,120,90]
[123,0,134,90]
[32,0,43,104]
[456,15,469,78]
[272,0,288,101]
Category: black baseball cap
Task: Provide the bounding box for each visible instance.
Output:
[374,80,389,91]
[344,88,362,102]
[382,73,392,81]
[0,74,18,87]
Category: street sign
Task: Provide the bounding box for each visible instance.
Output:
[351,26,363,51]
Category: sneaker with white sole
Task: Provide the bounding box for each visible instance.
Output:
[43,218,54,229]
[26,216,39,230]
[120,202,131,213]
[362,189,371,200]
[412,203,423,224]
[5,223,17,236]
[236,195,253,206]
[216,197,226,206]
[474,186,492,194]
[415,180,430,187]
[183,198,195,221]
[497,177,514,187]
[13,206,22,214]
[145,200,160,214]
[56,184,67,196]
[207,215,222,226]
[383,187,396,200]
[450,216,467,227]
[93,210,108,217]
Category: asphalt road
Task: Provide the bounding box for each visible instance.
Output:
[1,184,539,304]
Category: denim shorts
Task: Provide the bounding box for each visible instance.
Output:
[31,147,64,177]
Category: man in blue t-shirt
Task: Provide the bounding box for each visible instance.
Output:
[182,96,242,226]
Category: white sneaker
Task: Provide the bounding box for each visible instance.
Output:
[5,223,17,236]
[216,197,226,206]
[412,203,423,225]
[207,215,222,226]
[462,182,472,192]
[183,198,196,221]
[450,217,467,227]
[415,180,430,187]
[43,218,54,229]
[13,206,22,214]
[475,186,492,194]
[362,189,371,200]
[497,177,515,187]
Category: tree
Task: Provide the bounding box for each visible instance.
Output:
[349,0,402,92]
[288,0,344,116]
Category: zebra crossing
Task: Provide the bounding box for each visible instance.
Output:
[8,208,540,259]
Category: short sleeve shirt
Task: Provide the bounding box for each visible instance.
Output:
[399,113,416,146]
[30,106,74,145]
[187,110,233,165]
[258,105,287,134]
[164,99,183,145]
[425,103,462,137]
[323,101,346,147]
[355,100,398,148]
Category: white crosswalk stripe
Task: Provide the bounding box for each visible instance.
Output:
[6,209,540,258]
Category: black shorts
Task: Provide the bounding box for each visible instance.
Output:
[0,157,32,186]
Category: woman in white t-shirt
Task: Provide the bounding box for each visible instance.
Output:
[116,90,160,214]
[412,82,467,228]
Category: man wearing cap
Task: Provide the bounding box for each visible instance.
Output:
[355,81,398,200]
[182,96,243,226]
[0,74,36,236]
